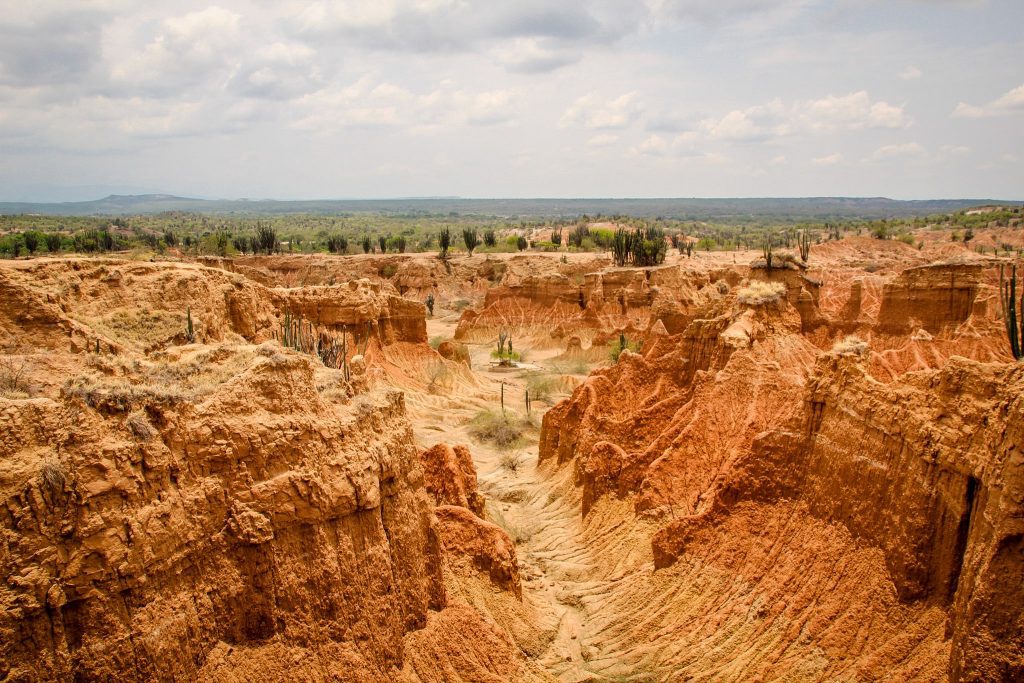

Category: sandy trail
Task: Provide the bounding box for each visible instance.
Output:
[409,309,640,681]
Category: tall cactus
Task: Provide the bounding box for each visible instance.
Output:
[999,264,1023,360]
[762,235,774,271]
[798,229,811,262]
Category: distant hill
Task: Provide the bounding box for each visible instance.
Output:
[0,194,1019,221]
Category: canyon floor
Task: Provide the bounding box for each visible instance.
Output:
[2,235,1022,682]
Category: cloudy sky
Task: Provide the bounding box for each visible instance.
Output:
[1,0,1021,201]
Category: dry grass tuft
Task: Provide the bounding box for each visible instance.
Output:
[468,410,532,450]
[833,335,870,357]
[736,280,786,306]
[40,458,66,495]
[0,358,32,399]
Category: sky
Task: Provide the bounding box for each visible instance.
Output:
[0,0,1022,201]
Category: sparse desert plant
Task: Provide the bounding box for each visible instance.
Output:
[516,236,528,251]
[425,293,435,316]
[492,330,520,365]
[832,335,869,357]
[609,333,641,362]
[761,235,774,270]
[526,374,557,403]
[0,358,31,398]
[468,410,530,450]
[438,227,451,258]
[255,222,277,253]
[378,235,388,253]
[45,233,62,253]
[232,235,250,254]
[185,307,195,343]
[551,228,562,246]
[484,229,497,247]
[798,229,811,262]
[163,230,178,247]
[499,451,524,473]
[23,231,39,255]
[736,280,786,306]
[361,235,372,253]
[426,360,451,393]
[429,335,446,349]
[40,458,66,496]
[999,264,1023,360]
[462,227,479,255]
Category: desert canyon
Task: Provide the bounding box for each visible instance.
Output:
[1,222,1021,683]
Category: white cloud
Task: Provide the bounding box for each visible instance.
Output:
[560,92,641,130]
[291,77,517,132]
[899,65,922,80]
[953,83,1024,118]
[798,91,909,130]
[868,142,925,161]
[812,152,843,166]
[629,132,698,157]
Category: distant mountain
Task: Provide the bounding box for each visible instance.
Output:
[0,195,1019,220]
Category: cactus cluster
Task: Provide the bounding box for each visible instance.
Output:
[275,311,375,379]
[762,236,774,271]
[1000,264,1023,360]
[798,229,811,262]
[611,225,668,267]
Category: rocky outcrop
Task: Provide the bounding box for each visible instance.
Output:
[274,279,427,344]
[436,340,471,368]
[876,262,983,334]
[433,506,522,599]
[653,355,1024,680]
[455,263,724,346]
[418,444,485,516]
[0,347,450,681]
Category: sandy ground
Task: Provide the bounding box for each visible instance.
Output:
[411,309,628,681]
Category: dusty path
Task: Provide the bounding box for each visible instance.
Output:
[409,310,646,681]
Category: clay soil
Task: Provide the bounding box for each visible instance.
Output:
[2,234,1022,682]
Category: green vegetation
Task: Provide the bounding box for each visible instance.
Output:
[610,333,642,362]
[1000,264,1023,360]
[462,227,479,255]
[0,203,1019,260]
[468,409,534,450]
[525,374,557,403]
[492,330,519,365]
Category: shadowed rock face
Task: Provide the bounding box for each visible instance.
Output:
[0,351,446,680]
[541,277,1024,680]
[877,262,984,334]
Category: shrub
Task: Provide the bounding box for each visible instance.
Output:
[833,335,869,357]
[44,233,62,253]
[468,410,530,450]
[23,231,39,254]
[462,227,479,255]
[378,235,388,253]
[735,280,786,306]
[526,374,557,403]
[609,333,641,362]
[326,235,348,253]
[0,358,31,398]
[40,458,66,495]
[499,452,524,472]
[484,229,497,247]
[255,223,278,253]
[439,227,451,258]
[361,235,372,253]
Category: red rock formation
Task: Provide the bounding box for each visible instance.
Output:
[433,506,522,599]
[418,444,485,516]
[877,262,983,334]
